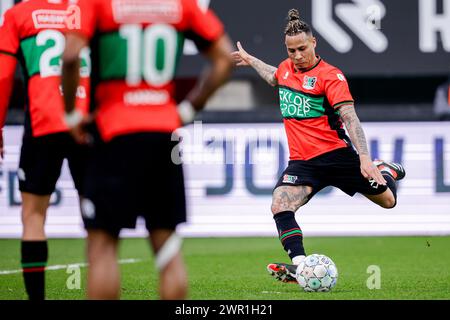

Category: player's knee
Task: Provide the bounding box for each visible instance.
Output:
[380,195,397,209]
[271,203,300,215]
[87,231,118,261]
[271,203,281,215]
[21,211,45,226]
[21,210,46,239]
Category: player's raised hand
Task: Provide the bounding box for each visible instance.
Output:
[231,41,253,66]
[360,155,387,186]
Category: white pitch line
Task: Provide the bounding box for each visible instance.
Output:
[0,258,142,275]
[261,290,282,294]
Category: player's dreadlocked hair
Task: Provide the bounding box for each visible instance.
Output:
[284,9,313,36]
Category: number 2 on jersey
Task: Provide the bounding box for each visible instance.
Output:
[36,30,65,78]
[36,29,90,78]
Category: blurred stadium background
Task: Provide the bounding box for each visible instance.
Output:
[0,0,450,300]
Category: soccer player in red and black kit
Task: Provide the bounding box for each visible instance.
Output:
[61,0,233,299]
[0,0,90,299]
[232,9,406,283]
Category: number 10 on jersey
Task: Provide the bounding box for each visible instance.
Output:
[119,24,179,87]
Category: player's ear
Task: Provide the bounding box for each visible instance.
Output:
[311,36,317,48]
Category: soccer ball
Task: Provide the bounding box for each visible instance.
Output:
[295,254,338,292]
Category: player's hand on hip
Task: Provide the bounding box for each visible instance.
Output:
[231,41,252,66]
[69,118,92,145]
[177,100,196,125]
[64,110,93,145]
[360,155,387,186]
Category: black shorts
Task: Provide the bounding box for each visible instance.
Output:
[18,132,90,195]
[274,146,388,201]
[81,132,186,238]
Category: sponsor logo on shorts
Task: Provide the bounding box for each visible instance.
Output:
[302,76,317,90]
[282,174,298,184]
[369,178,379,189]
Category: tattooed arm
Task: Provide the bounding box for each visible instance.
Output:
[339,104,386,185]
[339,104,369,156]
[231,41,278,86]
[248,57,278,86]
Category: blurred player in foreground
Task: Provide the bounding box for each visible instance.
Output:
[62,0,233,299]
[0,0,90,300]
[232,9,405,283]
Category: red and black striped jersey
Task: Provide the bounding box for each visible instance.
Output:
[275,57,354,160]
[69,0,224,142]
[0,0,90,137]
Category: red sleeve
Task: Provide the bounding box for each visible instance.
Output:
[274,65,280,81]
[275,60,287,81]
[184,0,224,50]
[0,8,19,56]
[0,8,18,128]
[65,0,97,40]
[0,54,17,128]
[323,68,354,109]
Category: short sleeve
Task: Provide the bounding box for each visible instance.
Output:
[0,53,17,126]
[323,68,354,109]
[65,0,97,40]
[274,65,281,81]
[184,0,224,51]
[0,9,19,56]
[275,60,288,82]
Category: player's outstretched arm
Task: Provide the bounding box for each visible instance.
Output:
[231,41,278,87]
[180,34,234,123]
[339,104,387,186]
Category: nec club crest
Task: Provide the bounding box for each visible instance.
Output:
[302,76,317,90]
[282,174,298,184]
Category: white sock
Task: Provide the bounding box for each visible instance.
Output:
[292,255,306,265]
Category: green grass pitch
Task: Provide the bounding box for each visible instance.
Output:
[0,236,449,300]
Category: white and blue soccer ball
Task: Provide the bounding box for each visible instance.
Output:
[295,254,338,292]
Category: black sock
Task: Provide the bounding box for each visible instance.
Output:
[21,241,48,300]
[273,211,306,261]
[383,173,397,206]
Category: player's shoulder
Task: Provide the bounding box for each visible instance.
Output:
[179,0,200,13]
[2,0,68,24]
[318,58,342,74]
[179,0,217,19]
[0,0,33,29]
[6,0,50,15]
[318,58,348,81]
[277,58,292,70]
[1,0,24,19]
